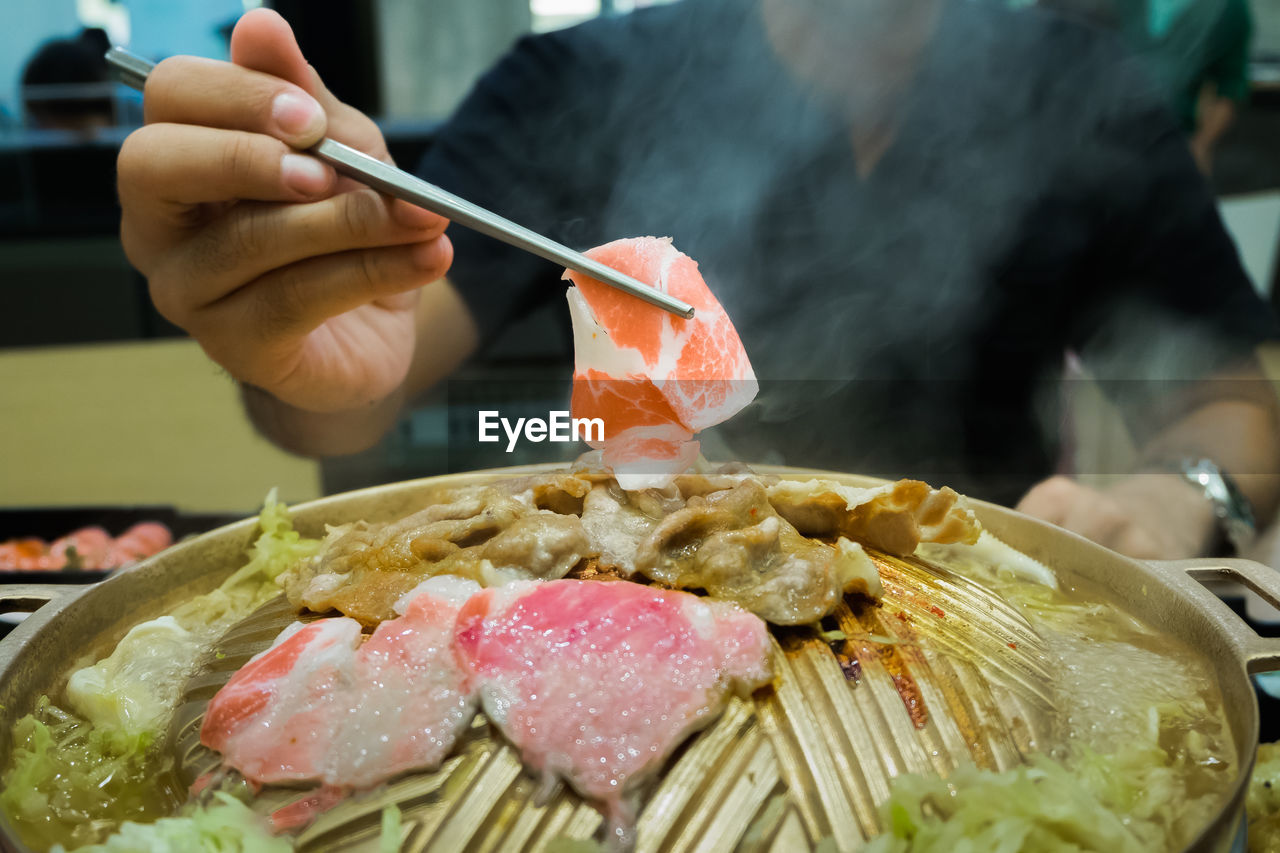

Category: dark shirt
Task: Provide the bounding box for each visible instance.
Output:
[418,0,1277,505]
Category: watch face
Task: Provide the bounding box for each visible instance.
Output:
[1180,458,1257,554]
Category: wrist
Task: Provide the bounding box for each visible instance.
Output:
[1169,458,1258,555]
[239,382,405,458]
[1104,474,1219,558]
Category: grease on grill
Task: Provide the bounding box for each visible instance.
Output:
[857,638,929,729]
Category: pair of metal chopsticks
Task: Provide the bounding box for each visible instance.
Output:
[105,47,695,319]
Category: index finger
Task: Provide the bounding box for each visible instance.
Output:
[144,55,327,149]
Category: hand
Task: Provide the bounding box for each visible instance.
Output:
[1016,474,1217,560]
[118,9,453,414]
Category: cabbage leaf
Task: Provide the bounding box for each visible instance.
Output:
[1249,742,1280,853]
[51,792,290,853]
[1,493,319,852]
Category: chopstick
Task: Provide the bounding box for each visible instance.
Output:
[105,47,696,320]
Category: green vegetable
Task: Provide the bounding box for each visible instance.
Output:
[1248,742,1280,853]
[220,488,321,592]
[65,616,199,739]
[0,697,180,852]
[52,792,290,853]
[379,804,402,853]
[863,718,1231,853]
[1,493,320,852]
[863,758,1147,853]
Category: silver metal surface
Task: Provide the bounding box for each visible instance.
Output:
[104,47,695,320]
[1,465,1277,852]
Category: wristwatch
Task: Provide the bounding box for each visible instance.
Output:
[1177,458,1257,555]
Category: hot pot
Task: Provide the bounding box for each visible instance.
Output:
[1,465,1277,852]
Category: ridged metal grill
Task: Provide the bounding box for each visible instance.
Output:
[167,551,1057,852]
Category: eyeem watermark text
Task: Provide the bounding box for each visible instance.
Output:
[478,411,604,452]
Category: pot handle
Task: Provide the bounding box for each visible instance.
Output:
[0,583,96,659]
[0,583,87,615]
[1149,558,1280,674]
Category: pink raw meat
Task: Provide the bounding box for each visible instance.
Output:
[201,618,362,784]
[201,576,480,788]
[565,237,757,488]
[454,579,773,828]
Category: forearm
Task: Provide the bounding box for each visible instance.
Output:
[241,381,407,458]
[1133,393,1280,524]
[1019,363,1280,558]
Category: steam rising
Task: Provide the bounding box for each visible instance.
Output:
[460,0,1273,502]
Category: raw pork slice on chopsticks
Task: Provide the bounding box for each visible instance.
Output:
[566,237,757,489]
[454,578,773,837]
[201,576,480,788]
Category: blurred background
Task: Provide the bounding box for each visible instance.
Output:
[0,0,1277,543]
[0,0,682,518]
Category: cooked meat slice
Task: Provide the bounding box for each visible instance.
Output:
[282,486,593,623]
[633,480,882,624]
[499,470,595,515]
[472,511,590,580]
[672,464,767,499]
[767,478,981,556]
[454,579,773,831]
[311,570,423,627]
[580,485,661,575]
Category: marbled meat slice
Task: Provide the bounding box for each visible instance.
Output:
[565,237,757,489]
[201,577,480,788]
[200,618,362,784]
[454,579,773,827]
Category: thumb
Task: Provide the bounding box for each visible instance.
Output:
[229,8,315,93]
[229,8,389,162]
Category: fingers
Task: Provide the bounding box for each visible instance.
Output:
[119,124,335,226]
[146,17,386,160]
[304,66,391,163]
[1014,475,1077,525]
[151,188,448,313]
[1016,475,1170,559]
[229,9,314,91]
[194,236,454,347]
[230,7,389,162]
[146,56,327,148]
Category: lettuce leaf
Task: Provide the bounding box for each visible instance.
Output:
[0,697,177,852]
[863,720,1231,853]
[1249,742,1280,853]
[2,493,319,852]
[52,792,290,853]
[862,758,1145,853]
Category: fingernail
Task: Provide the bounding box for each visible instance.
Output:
[411,238,447,270]
[281,154,330,195]
[272,91,324,138]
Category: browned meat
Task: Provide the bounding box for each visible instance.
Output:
[767,479,981,555]
[502,470,596,515]
[282,467,980,629]
[579,484,661,576]
[282,484,591,623]
[632,480,881,625]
